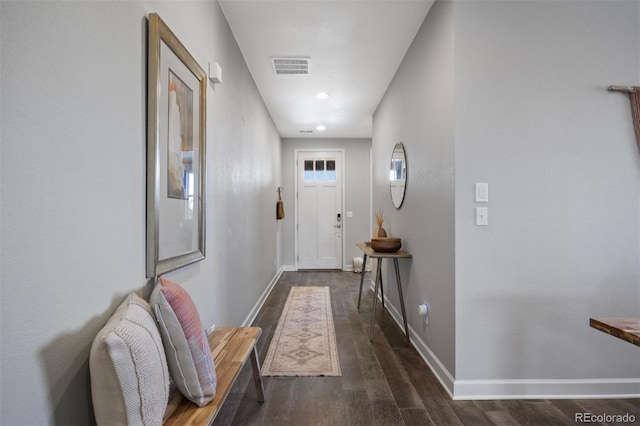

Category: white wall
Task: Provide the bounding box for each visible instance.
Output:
[373,0,640,398]
[373,0,456,383]
[280,138,372,270]
[0,1,281,424]
[454,0,640,397]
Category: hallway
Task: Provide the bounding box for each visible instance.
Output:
[215,271,640,425]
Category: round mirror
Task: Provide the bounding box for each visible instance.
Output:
[390,142,407,208]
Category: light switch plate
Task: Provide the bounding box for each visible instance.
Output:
[475,207,488,226]
[475,183,489,202]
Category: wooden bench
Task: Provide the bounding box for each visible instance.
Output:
[163,327,265,425]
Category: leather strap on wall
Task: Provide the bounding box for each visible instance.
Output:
[608,85,640,149]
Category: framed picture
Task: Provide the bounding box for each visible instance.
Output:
[146,13,206,277]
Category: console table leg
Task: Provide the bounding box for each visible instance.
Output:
[357,253,368,310]
[370,260,383,341]
[393,258,410,342]
[380,272,385,309]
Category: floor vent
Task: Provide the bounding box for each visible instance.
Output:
[272,57,310,75]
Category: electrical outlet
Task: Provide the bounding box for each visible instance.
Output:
[418,301,429,325]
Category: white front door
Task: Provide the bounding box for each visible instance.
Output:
[296,150,343,269]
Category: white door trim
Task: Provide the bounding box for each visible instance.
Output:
[294,149,346,270]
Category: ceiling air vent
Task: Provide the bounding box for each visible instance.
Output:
[272,57,310,75]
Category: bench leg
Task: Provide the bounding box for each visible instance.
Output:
[250,346,265,402]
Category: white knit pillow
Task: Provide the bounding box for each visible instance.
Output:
[90,293,170,425]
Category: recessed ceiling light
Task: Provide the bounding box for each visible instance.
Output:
[316,125,326,131]
[315,92,329,100]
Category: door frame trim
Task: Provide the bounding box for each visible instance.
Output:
[294,149,346,271]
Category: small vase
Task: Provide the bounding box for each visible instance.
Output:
[374,226,387,238]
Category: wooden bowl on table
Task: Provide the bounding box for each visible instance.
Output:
[370,237,402,253]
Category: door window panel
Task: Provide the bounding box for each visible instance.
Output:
[326,160,336,181]
[315,160,325,181]
[304,160,314,181]
[303,159,337,182]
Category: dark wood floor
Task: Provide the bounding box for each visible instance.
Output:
[215,271,640,425]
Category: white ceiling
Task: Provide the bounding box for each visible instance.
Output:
[219,0,434,138]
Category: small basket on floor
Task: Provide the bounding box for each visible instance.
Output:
[353,257,364,273]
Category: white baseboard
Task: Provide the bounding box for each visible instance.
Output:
[242,266,283,327]
[452,378,640,400]
[376,287,640,400]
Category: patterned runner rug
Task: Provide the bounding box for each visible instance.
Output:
[262,286,341,377]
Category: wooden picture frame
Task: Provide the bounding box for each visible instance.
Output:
[146,13,206,277]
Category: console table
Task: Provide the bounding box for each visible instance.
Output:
[356,242,412,341]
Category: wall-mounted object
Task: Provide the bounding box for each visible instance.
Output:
[146,13,207,277]
[276,187,285,220]
[418,301,429,325]
[475,183,489,203]
[390,142,407,208]
[475,207,488,226]
[608,85,640,149]
[209,61,222,85]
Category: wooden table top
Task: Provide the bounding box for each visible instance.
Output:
[356,242,412,259]
[590,318,640,347]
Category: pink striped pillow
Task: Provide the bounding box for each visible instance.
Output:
[150,277,216,406]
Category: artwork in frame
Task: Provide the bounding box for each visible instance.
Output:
[146,13,206,277]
